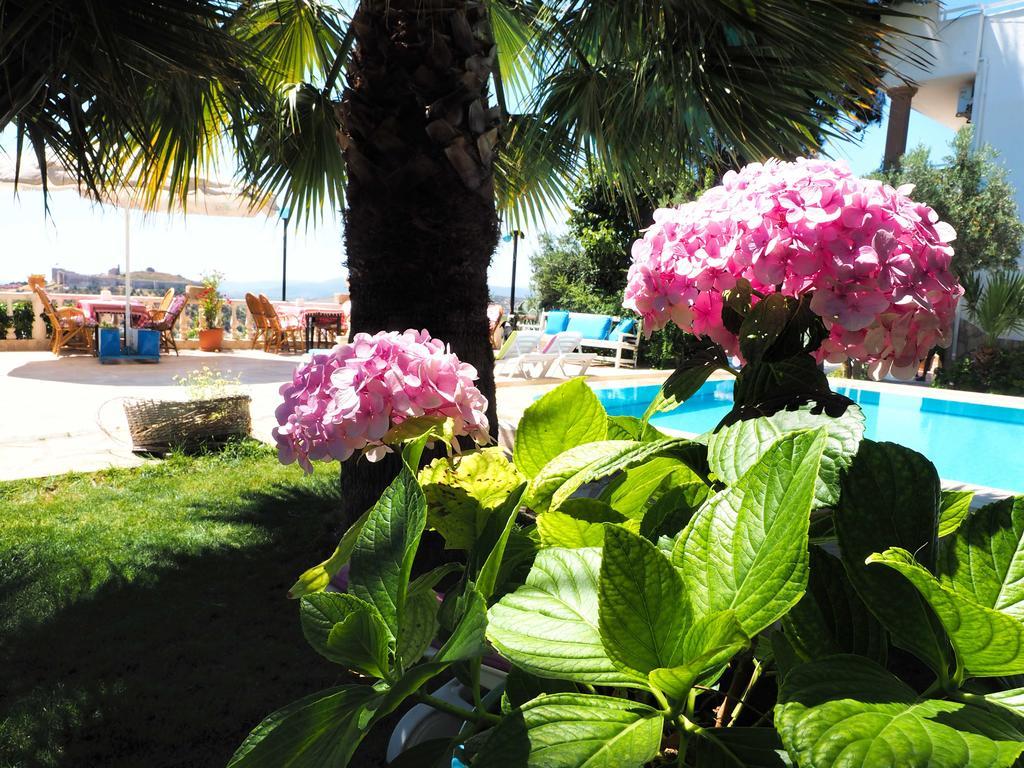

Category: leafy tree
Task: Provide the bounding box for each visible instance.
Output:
[874,126,1024,274]
[531,169,715,367]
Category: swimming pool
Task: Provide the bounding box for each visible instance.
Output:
[595,380,1024,493]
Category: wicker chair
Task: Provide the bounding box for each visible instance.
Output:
[139,294,188,355]
[32,283,95,355]
[259,294,303,353]
[245,293,269,350]
[157,288,175,313]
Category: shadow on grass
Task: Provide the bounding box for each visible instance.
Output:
[0,480,397,768]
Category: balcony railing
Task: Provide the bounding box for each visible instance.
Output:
[0,289,347,349]
[941,0,1024,20]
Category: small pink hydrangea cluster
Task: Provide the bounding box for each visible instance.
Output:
[273,329,490,471]
[624,158,962,379]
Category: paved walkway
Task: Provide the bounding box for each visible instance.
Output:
[0,350,670,481]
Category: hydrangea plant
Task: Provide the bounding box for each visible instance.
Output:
[624,158,961,379]
[273,329,490,471]
[231,163,1024,768]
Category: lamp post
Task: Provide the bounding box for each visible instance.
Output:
[280,205,291,301]
[502,229,524,328]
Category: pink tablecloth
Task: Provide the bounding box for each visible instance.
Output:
[78,299,151,324]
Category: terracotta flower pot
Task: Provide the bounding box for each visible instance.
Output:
[198,328,224,352]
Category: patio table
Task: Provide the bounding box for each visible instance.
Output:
[78,299,151,325]
[298,307,348,352]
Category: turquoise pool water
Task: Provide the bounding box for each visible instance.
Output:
[595,380,1024,493]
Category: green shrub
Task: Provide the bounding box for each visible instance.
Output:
[934,347,1024,396]
[0,304,10,340]
[11,300,35,339]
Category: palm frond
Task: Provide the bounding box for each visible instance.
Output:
[244,82,347,225]
[497,0,930,218]
[966,270,1024,346]
[1,0,257,203]
[234,0,346,88]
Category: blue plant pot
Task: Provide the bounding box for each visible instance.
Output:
[98,327,122,358]
[136,329,160,358]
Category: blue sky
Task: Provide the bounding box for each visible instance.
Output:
[0,101,956,293]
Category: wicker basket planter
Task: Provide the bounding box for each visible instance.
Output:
[124,395,252,453]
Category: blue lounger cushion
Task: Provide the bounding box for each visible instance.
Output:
[609,318,637,340]
[566,313,613,340]
[544,310,570,334]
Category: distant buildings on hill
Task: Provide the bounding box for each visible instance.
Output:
[51,266,196,295]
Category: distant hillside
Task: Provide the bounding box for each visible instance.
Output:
[221,277,347,301]
[222,278,533,303]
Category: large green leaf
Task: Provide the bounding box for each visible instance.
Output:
[605,415,671,442]
[782,546,886,664]
[436,588,488,663]
[835,440,950,676]
[299,592,390,679]
[349,468,426,641]
[487,547,640,686]
[598,526,689,678]
[475,483,528,602]
[227,685,378,767]
[419,449,525,550]
[938,496,1024,620]
[476,694,663,768]
[639,481,710,541]
[707,403,864,508]
[648,611,749,702]
[600,457,707,520]
[368,661,451,728]
[398,587,439,669]
[986,687,1024,719]
[642,344,728,422]
[776,655,1024,768]
[526,439,696,513]
[674,430,826,635]
[288,507,370,599]
[514,378,608,479]
[536,501,633,548]
[869,548,1024,677]
[939,489,975,538]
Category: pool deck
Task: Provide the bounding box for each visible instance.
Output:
[0,350,1020,506]
[0,351,673,482]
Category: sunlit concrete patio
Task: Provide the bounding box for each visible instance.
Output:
[0,350,673,481]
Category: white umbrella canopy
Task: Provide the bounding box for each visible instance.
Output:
[0,152,277,341]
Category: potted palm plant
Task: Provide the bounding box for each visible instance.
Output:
[197,272,227,351]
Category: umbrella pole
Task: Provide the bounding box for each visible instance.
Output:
[124,209,133,350]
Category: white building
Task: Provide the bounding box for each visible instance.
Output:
[884,1,1024,217]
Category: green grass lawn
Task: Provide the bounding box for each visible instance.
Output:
[0,442,392,768]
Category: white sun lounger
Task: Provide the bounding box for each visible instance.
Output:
[546,331,596,376]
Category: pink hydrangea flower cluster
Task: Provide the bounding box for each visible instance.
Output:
[273,329,490,471]
[624,158,963,379]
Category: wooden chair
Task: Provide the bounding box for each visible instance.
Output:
[245,293,269,350]
[259,294,303,353]
[157,288,175,313]
[139,294,188,355]
[32,283,95,355]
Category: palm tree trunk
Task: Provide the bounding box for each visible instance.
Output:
[336,0,501,522]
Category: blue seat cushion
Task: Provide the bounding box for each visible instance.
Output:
[544,310,570,334]
[566,313,613,340]
[609,318,637,340]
